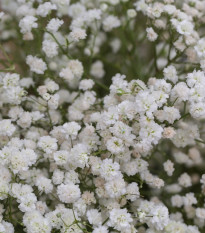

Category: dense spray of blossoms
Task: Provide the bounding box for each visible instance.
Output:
[1,0,205,232]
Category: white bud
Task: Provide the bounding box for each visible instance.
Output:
[127,9,137,18]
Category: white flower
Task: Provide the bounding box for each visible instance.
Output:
[105,177,126,198]
[63,170,79,185]
[70,143,89,169]
[54,150,69,165]
[62,121,81,139]
[18,193,37,212]
[155,106,180,124]
[196,208,205,219]
[23,211,51,233]
[150,205,169,231]
[68,60,84,79]
[35,176,53,194]
[19,16,38,34]
[106,137,125,154]
[186,70,205,88]
[139,120,163,145]
[117,100,137,120]
[57,183,81,203]
[164,4,176,15]
[178,173,192,188]
[183,193,197,206]
[38,136,58,154]
[48,93,59,109]
[3,73,20,88]
[103,15,121,32]
[163,160,174,176]
[127,9,137,18]
[90,61,105,79]
[195,38,205,58]
[68,3,86,19]
[52,169,64,185]
[163,65,178,83]
[0,120,16,137]
[171,195,183,208]
[42,40,58,58]
[100,158,120,181]
[126,182,140,201]
[79,79,94,90]
[59,67,74,82]
[146,27,158,41]
[26,55,47,74]
[36,2,57,17]
[171,124,199,148]
[17,112,32,129]
[85,9,102,23]
[136,90,158,117]
[92,226,108,233]
[87,209,102,226]
[171,82,190,103]
[81,191,95,205]
[45,80,59,92]
[52,0,70,6]
[0,181,9,200]
[108,208,133,231]
[9,148,37,174]
[122,158,148,176]
[190,102,205,119]
[69,28,87,42]
[176,20,194,36]
[46,18,64,32]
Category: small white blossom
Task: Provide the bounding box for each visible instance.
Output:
[26,55,47,74]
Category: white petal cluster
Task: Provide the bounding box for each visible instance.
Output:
[1,0,205,232]
[26,55,47,74]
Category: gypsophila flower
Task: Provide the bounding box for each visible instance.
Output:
[69,28,87,42]
[176,20,194,36]
[1,1,205,232]
[196,208,205,220]
[26,55,47,74]
[46,18,64,32]
[36,2,57,17]
[57,183,81,203]
[100,158,120,181]
[0,120,16,136]
[146,27,158,41]
[19,15,38,34]
[87,209,102,226]
[178,173,192,188]
[126,182,140,201]
[163,65,178,84]
[195,38,205,58]
[183,193,197,206]
[90,60,105,78]
[35,176,53,194]
[108,208,133,231]
[163,160,174,176]
[127,9,137,18]
[79,79,94,90]
[53,150,69,165]
[103,15,121,32]
[106,137,125,154]
[62,121,81,139]
[92,226,108,233]
[42,40,58,58]
[37,136,58,154]
[150,205,169,231]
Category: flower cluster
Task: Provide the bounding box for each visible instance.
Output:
[1,0,205,232]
